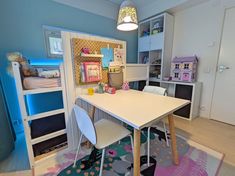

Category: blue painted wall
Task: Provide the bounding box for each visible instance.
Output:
[0,0,138,133]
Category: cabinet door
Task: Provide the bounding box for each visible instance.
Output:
[150,33,164,50]
[138,37,150,52]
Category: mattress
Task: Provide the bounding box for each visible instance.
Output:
[23,77,61,90]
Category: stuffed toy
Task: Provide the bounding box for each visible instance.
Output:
[7,52,37,77]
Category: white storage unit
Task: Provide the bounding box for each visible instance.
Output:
[137,13,202,120]
[138,13,174,83]
[12,62,69,169]
[161,81,202,120]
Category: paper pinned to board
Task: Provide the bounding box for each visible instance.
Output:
[101,48,114,68]
[114,48,124,65]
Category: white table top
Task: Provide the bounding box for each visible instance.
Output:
[78,89,190,130]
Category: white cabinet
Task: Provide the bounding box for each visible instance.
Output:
[138,36,150,52]
[150,33,164,50]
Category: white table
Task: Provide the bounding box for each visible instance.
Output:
[78,89,190,176]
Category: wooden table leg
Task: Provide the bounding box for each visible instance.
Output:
[134,129,141,176]
[168,114,179,165]
[86,106,96,148]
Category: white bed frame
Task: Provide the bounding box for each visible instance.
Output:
[12,62,70,169]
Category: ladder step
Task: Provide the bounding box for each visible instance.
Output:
[23,87,62,95]
[31,129,66,145]
[27,109,65,121]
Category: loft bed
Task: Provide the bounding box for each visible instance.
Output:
[12,62,69,168]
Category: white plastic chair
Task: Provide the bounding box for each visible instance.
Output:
[73,105,133,176]
[142,85,169,166]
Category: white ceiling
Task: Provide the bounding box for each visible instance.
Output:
[107,0,157,8]
[53,0,210,21]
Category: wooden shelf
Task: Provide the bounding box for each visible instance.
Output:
[34,144,68,163]
[27,108,65,121]
[31,129,66,145]
[80,53,104,57]
[150,64,161,66]
[23,87,62,95]
[161,80,198,86]
[149,77,161,82]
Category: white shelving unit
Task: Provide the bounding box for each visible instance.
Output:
[161,81,202,120]
[137,13,202,120]
[138,12,174,84]
[12,62,69,169]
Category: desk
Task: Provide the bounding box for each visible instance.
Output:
[78,89,189,176]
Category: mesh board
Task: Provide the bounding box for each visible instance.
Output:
[72,38,123,85]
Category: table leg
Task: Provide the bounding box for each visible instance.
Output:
[134,129,141,176]
[168,114,179,165]
[86,106,95,148]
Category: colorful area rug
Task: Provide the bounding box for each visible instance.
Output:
[44,129,223,176]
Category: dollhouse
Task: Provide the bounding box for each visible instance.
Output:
[171,56,198,82]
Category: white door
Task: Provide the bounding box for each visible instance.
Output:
[211,7,235,125]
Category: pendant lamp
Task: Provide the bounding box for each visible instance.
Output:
[117,0,138,31]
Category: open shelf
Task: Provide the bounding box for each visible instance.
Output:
[27,108,65,121]
[151,15,164,35]
[23,87,62,95]
[31,129,66,145]
[139,21,150,37]
[149,77,161,82]
[139,51,149,64]
[34,144,68,163]
[80,53,104,57]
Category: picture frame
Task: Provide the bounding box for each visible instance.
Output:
[43,27,63,58]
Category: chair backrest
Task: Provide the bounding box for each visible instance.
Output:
[73,105,97,145]
[143,85,167,96]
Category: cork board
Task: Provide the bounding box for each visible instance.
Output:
[72,38,123,85]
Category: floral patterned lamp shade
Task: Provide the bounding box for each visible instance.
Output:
[117,0,138,31]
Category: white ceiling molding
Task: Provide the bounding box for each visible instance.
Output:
[138,0,210,20]
[52,0,119,20]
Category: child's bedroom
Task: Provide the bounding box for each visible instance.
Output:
[0,0,235,176]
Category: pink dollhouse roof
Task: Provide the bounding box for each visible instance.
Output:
[172,56,198,63]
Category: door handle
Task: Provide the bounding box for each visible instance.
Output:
[218,65,230,73]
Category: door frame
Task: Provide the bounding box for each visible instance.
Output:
[209,3,235,119]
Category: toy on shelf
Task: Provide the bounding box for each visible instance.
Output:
[142,56,149,64]
[122,82,130,90]
[142,29,150,37]
[87,87,94,95]
[152,19,163,34]
[7,52,37,77]
[151,58,161,65]
[171,56,198,82]
[81,48,90,54]
[105,86,116,94]
[97,82,105,94]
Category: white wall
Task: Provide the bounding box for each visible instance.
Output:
[172,0,230,118]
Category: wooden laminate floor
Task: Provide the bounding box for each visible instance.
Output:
[173,117,235,176]
[0,132,30,174]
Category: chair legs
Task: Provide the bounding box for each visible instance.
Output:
[99,148,105,176]
[129,134,134,156]
[147,127,151,167]
[163,121,169,147]
[147,121,169,166]
[73,134,83,168]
